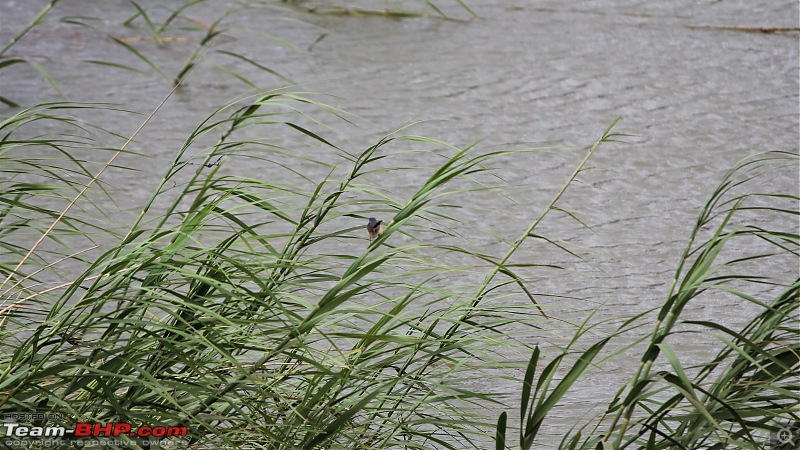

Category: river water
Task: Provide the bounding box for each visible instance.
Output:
[2,0,798,447]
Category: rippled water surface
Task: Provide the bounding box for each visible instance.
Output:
[2,0,798,445]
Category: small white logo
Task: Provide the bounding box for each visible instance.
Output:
[776,424,796,447]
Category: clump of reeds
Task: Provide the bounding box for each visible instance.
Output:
[0,86,626,448]
[496,150,799,449]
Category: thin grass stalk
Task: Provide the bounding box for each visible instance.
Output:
[128,1,163,44]
[173,14,227,86]
[156,0,206,36]
[445,118,622,337]
[0,0,60,58]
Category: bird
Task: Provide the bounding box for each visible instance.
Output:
[366,217,383,241]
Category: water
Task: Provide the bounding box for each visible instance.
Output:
[2,0,798,446]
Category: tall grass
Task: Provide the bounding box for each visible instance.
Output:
[495,151,799,449]
[0,85,623,448]
[596,150,799,449]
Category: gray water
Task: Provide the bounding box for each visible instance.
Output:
[2,0,798,447]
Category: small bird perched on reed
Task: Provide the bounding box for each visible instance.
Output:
[367,217,383,241]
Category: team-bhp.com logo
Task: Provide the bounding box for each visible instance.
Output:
[4,422,188,439]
